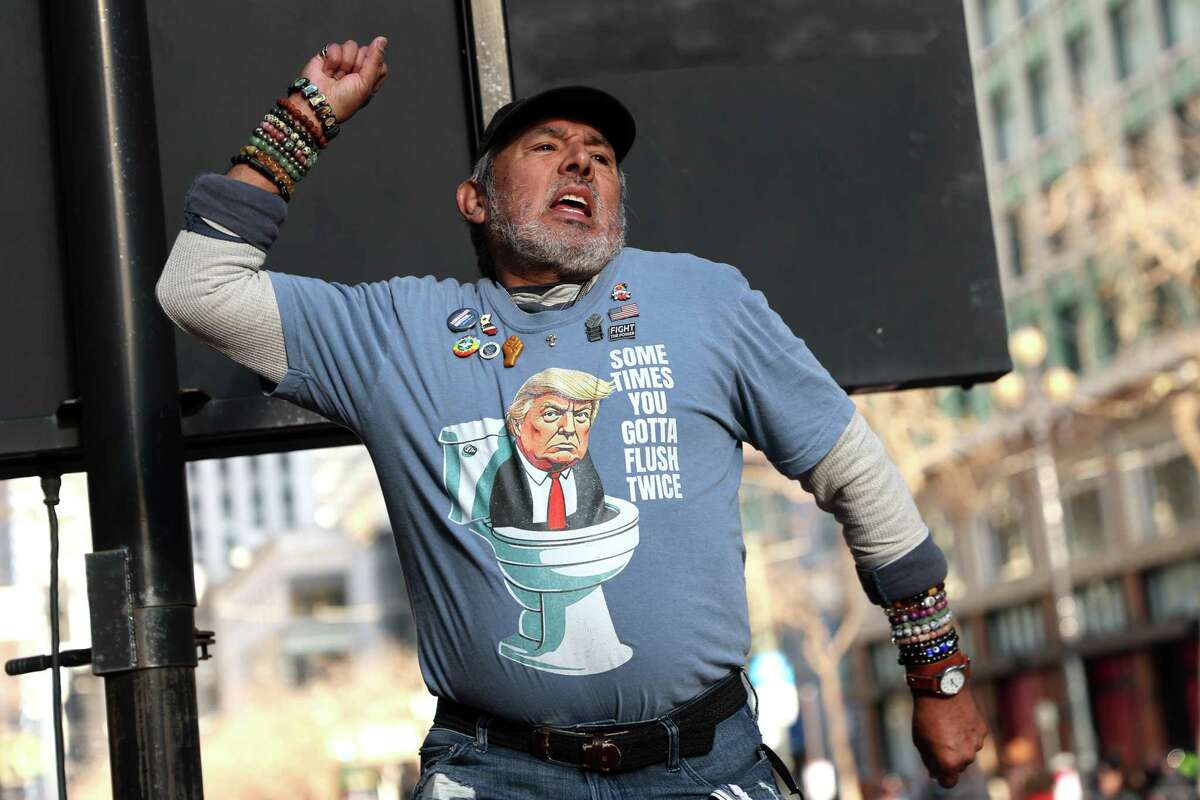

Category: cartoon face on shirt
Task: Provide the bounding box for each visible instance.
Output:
[517,393,595,468]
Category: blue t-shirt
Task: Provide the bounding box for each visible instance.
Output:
[267,247,855,724]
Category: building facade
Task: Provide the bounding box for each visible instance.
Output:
[850,0,1200,787]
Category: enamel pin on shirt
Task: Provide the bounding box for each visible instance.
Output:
[479,313,498,336]
[502,336,524,367]
[584,314,603,342]
[452,336,481,357]
[479,341,501,360]
[447,307,479,332]
[610,282,632,301]
[609,322,636,341]
[608,302,639,321]
[545,333,558,348]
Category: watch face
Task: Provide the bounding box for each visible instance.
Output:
[939,667,967,696]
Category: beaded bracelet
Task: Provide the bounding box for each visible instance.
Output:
[899,633,960,666]
[248,147,295,193]
[894,621,954,647]
[884,582,964,667]
[288,77,340,142]
[237,147,294,198]
[230,153,290,202]
[262,114,318,167]
[249,135,304,180]
[263,109,318,155]
[258,117,310,160]
[891,609,954,641]
[276,97,328,150]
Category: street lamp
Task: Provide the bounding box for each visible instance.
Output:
[996,325,1099,774]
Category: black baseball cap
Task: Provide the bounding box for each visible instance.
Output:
[477,85,636,163]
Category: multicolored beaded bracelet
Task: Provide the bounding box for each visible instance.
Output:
[893,621,955,647]
[891,609,954,641]
[262,114,318,165]
[257,118,311,161]
[275,97,328,150]
[263,109,317,152]
[899,634,960,666]
[249,135,304,180]
[288,78,340,143]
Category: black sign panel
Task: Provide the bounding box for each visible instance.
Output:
[1,0,1007,478]
[0,1,478,478]
[506,0,1010,392]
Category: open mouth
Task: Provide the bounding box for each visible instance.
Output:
[549,186,593,218]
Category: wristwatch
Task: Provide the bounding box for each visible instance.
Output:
[905,651,971,697]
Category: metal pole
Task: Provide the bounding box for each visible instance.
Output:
[44,0,203,797]
[1031,406,1098,774]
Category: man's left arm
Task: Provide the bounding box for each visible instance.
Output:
[798,412,988,788]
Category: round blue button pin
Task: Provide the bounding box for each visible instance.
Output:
[447,307,479,332]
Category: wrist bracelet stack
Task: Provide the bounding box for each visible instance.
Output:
[885,584,961,667]
[229,76,337,202]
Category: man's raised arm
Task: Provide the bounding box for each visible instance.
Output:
[155,37,389,384]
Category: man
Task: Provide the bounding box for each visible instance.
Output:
[491,368,613,531]
[157,37,986,799]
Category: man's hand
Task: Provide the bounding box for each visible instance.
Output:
[302,36,390,125]
[911,687,987,787]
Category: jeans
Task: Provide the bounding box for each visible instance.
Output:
[411,700,789,800]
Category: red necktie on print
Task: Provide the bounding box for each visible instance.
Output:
[547,472,566,530]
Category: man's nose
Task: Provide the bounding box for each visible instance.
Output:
[557,414,578,435]
[559,143,592,180]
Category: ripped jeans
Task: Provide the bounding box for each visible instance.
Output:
[412,700,789,800]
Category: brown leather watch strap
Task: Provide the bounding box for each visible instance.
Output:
[905,651,971,695]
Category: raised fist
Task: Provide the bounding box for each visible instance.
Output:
[298,36,389,125]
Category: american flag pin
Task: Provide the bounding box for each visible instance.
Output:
[608,302,639,321]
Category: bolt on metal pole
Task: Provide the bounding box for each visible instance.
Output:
[44,0,204,797]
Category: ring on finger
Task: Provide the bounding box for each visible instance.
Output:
[319,46,328,58]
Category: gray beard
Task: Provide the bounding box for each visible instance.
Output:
[487,187,626,281]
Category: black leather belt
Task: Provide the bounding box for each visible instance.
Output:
[432,670,747,773]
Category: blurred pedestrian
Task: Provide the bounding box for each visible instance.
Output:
[1089,757,1138,800]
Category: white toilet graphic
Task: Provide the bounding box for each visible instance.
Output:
[439,417,639,675]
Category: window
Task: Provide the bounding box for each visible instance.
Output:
[1152,282,1184,332]
[987,602,1046,659]
[1076,579,1127,637]
[1005,208,1026,277]
[290,573,348,616]
[1145,454,1200,537]
[1054,298,1082,372]
[927,510,965,598]
[1066,30,1092,100]
[1043,187,1067,253]
[1027,61,1052,137]
[1110,1,1137,80]
[1159,0,1179,48]
[1097,283,1122,358]
[991,87,1016,161]
[1126,127,1157,188]
[1065,485,1105,557]
[983,481,1033,581]
[1146,558,1200,621]
[870,641,906,689]
[1174,99,1200,181]
[979,0,1001,45]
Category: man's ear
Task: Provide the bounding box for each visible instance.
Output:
[456,180,487,224]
